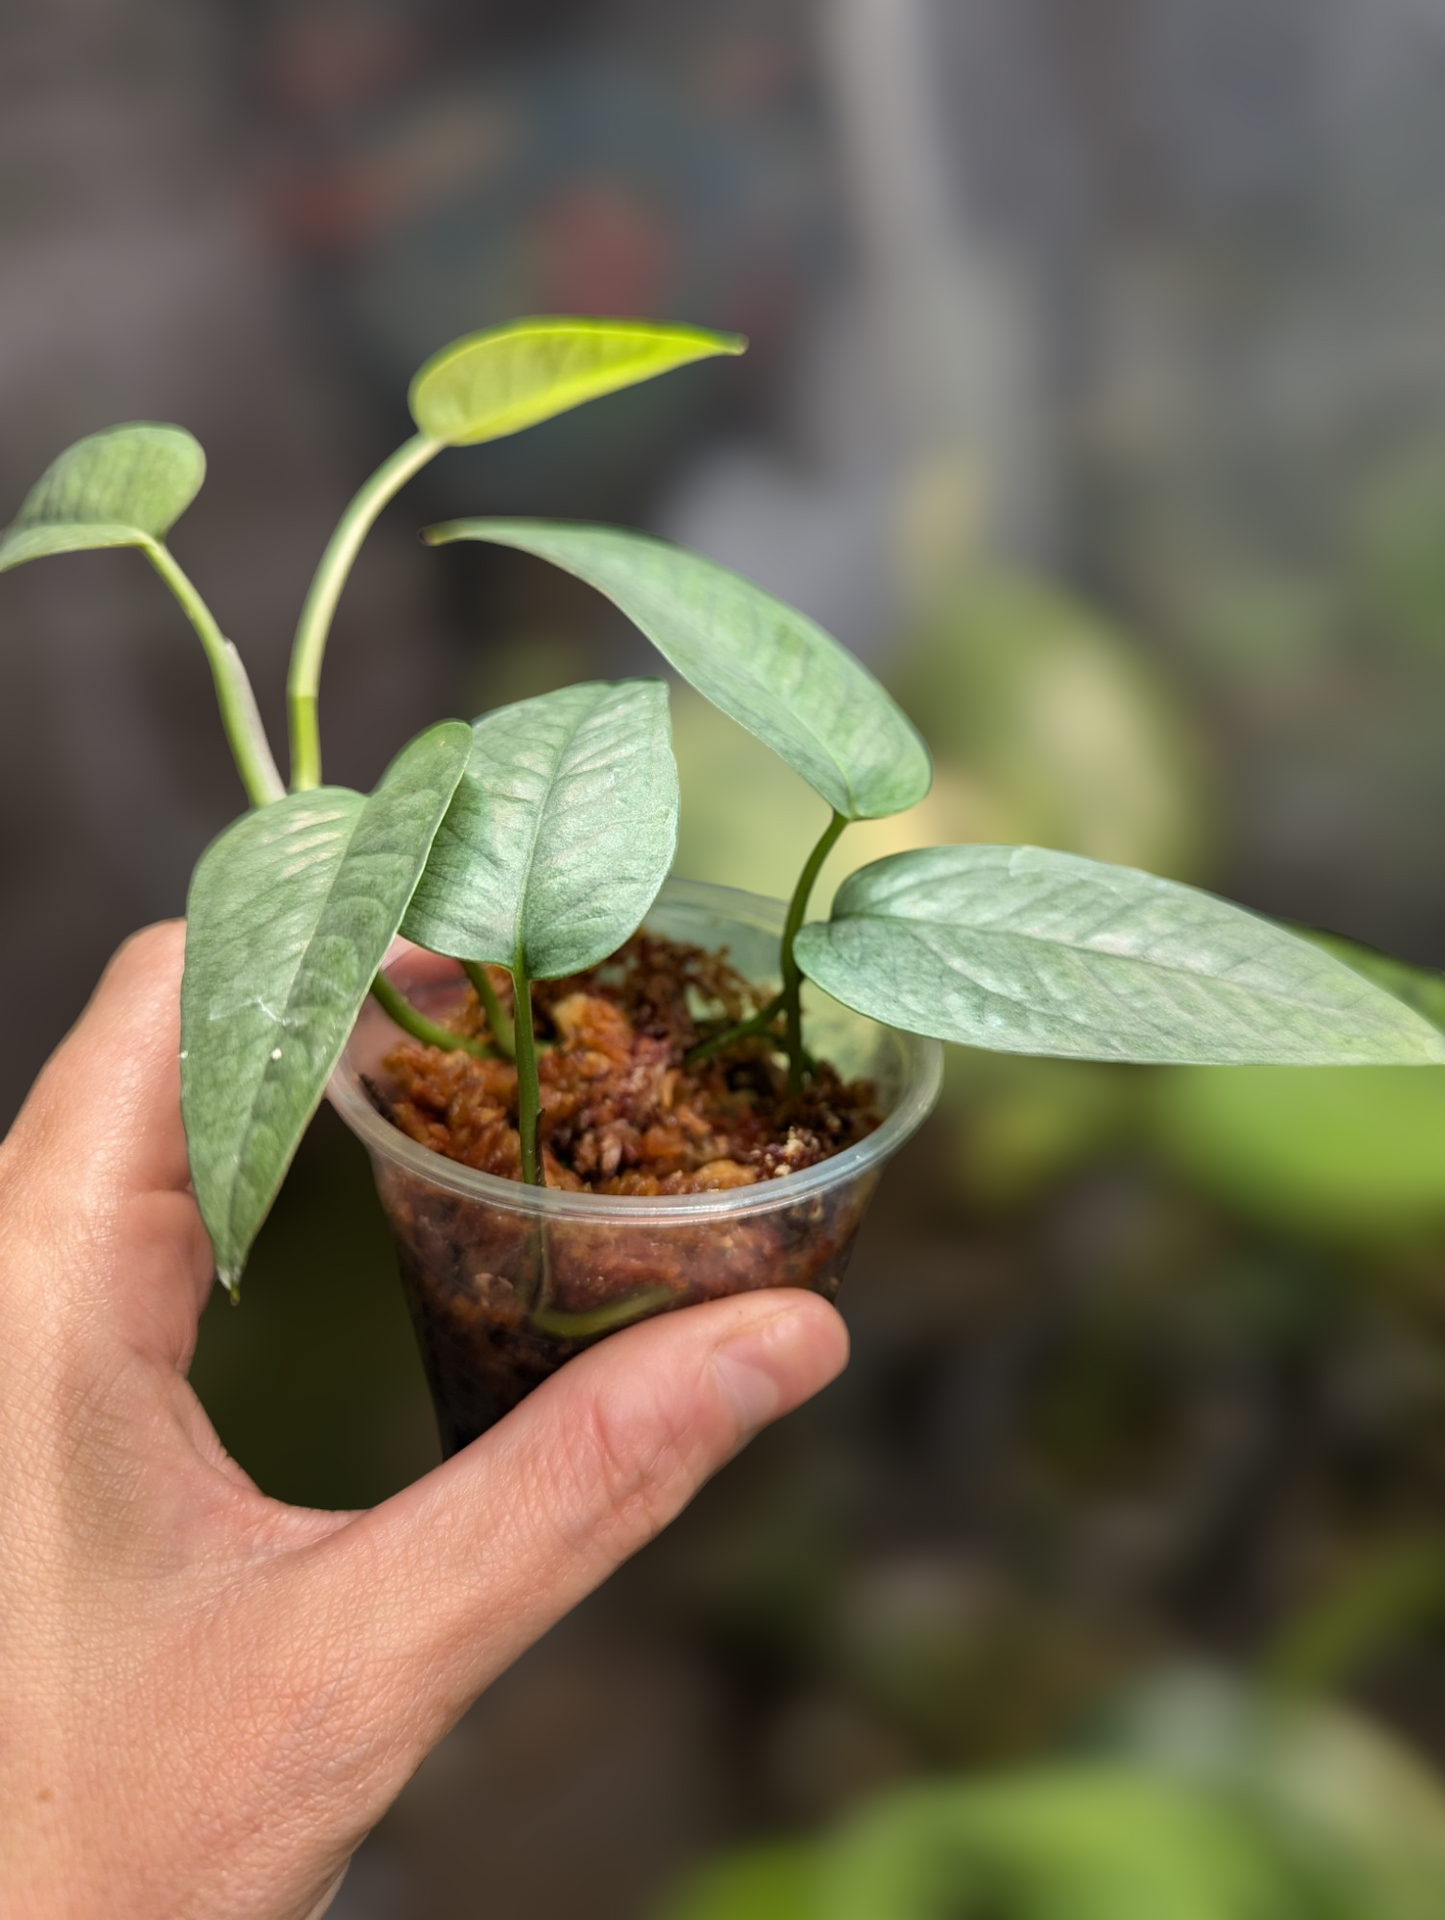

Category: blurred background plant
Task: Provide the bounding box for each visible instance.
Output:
[660,1665,1445,1918]
[7,0,1445,1913]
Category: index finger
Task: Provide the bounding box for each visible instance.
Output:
[0,921,215,1343]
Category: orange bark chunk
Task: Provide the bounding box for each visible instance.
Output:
[376,934,881,1193]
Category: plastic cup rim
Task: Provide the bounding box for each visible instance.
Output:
[326,876,944,1223]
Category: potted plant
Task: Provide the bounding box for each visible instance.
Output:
[5,316,1443,1454]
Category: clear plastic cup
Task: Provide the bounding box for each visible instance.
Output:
[328,878,944,1454]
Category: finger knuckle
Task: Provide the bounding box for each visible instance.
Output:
[575,1384,705,1555]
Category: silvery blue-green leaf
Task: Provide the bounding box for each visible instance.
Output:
[422,520,931,821]
[181,719,471,1291]
[1287,924,1445,1039]
[408,316,744,447]
[0,423,204,570]
[793,845,1445,1065]
[403,680,677,979]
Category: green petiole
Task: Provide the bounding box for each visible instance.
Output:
[529,1286,677,1339]
[684,990,786,1068]
[511,950,544,1185]
[370,969,496,1058]
[779,810,849,1095]
[683,810,847,1086]
[143,541,284,809]
[463,960,516,1059]
[286,430,441,792]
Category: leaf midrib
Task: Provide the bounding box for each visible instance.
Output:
[490,526,876,818]
[621,543,878,818]
[508,687,611,971]
[695,579,867,819]
[224,794,367,1243]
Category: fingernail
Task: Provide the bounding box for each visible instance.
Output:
[713,1300,848,1433]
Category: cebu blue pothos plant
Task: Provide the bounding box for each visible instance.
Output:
[4,317,1444,1299]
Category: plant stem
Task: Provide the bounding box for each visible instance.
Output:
[463,960,516,1059]
[370,969,495,1057]
[143,541,285,808]
[684,990,786,1067]
[530,1286,677,1339]
[286,430,441,791]
[511,950,544,1185]
[780,809,849,1095]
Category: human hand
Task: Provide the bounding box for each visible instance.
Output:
[0,924,848,1920]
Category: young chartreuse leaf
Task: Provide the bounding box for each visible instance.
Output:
[408,316,745,447]
[422,520,932,822]
[181,718,472,1291]
[403,680,678,979]
[0,423,204,570]
[793,845,1445,1066]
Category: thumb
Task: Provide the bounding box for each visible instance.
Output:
[301,1290,846,1746]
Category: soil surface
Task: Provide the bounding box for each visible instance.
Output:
[373,932,883,1192]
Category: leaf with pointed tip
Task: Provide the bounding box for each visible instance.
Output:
[423,519,932,821]
[1286,923,1445,1040]
[794,845,1445,1065]
[408,316,744,447]
[181,719,472,1291]
[0,423,204,571]
[403,680,678,979]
